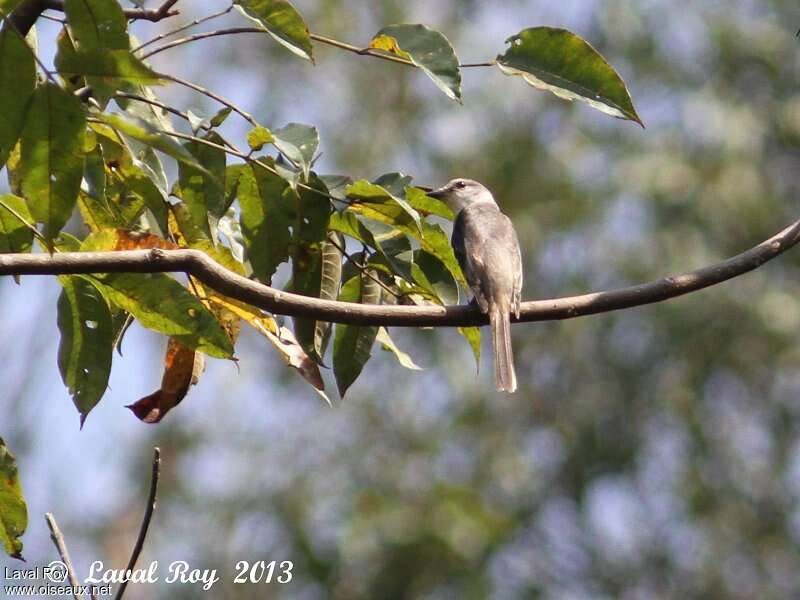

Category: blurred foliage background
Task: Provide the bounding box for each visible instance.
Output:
[3,0,800,598]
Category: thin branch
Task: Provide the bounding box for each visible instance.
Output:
[41,0,180,22]
[132,2,234,53]
[160,73,258,127]
[45,513,83,600]
[1,219,798,326]
[0,196,48,247]
[114,447,161,600]
[138,26,495,69]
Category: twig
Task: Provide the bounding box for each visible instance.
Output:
[160,73,258,127]
[114,448,161,600]
[137,26,495,69]
[41,0,180,22]
[132,3,235,53]
[1,218,799,326]
[45,513,83,600]
[0,197,49,247]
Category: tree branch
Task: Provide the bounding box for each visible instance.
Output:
[1,219,798,326]
[114,448,161,600]
[41,0,180,22]
[45,513,83,600]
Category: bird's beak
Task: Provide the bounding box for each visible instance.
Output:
[427,186,447,200]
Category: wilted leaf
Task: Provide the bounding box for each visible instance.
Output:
[333,273,382,397]
[0,438,27,560]
[19,83,86,241]
[127,338,204,423]
[262,325,330,404]
[57,275,113,425]
[272,122,318,179]
[234,0,314,62]
[247,125,273,150]
[370,24,462,102]
[376,327,423,370]
[0,195,33,254]
[458,326,481,372]
[496,27,643,127]
[237,159,293,282]
[0,27,35,168]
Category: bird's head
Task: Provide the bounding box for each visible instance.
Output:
[428,178,496,213]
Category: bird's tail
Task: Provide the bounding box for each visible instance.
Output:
[489,304,517,393]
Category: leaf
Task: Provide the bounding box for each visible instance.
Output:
[0,0,25,15]
[376,327,423,370]
[19,83,86,241]
[0,438,27,560]
[405,186,454,220]
[314,232,343,360]
[0,195,33,254]
[412,249,459,305]
[0,27,35,169]
[236,159,293,283]
[458,326,481,372]
[272,122,318,179]
[57,275,113,425]
[370,24,462,102]
[86,272,234,358]
[496,27,643,127]
[96,112,205,172]
[265,325,330,404]
[127,338,204,423]
[176,130,228,239]
[64,0,128,50]
[56,49,162,84]
[290,175,332,355]
[333,273,382,397]
[346,179,422,233]
[234,0,314,62]
[247,125,273,150]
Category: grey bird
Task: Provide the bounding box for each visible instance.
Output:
[428,179,523,393]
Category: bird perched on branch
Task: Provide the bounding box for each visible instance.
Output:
[428,179,523,393]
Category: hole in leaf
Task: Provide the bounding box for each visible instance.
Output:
[85,320,98,329]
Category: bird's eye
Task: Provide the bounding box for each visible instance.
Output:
[455,181,467,189]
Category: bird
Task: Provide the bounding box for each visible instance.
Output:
[428,178,523,393]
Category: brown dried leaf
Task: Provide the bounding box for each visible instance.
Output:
[127,338,204,423]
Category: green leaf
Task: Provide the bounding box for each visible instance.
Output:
[458,326,481,372]
[237,159,293,283]
[0,438,27,560]
[272,122,318,179]
[96,112,205,171]
[370,24,462,102]
[79,232,233,358]
[333,273,382,397]
[314,231,343,360]
[0,0,25,15]
[57,275,113,424]
[64,0,128,50]
[346,179,422,233]
[376,327,423,370]
[19,83,86,241]
[496,27,643,127]
[234,0,314,62]
[177,130,228,238]
[295,172,331,244]
[56,49,162,84]
[405,186,454,220]
[87,272,234,358]
[0,27,35,168]
[0,195,33,254]
[412,249,459,305]
[247,125,273,151]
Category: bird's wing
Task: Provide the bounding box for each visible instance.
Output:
[511,226,523,318]
[453,209,489,311]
